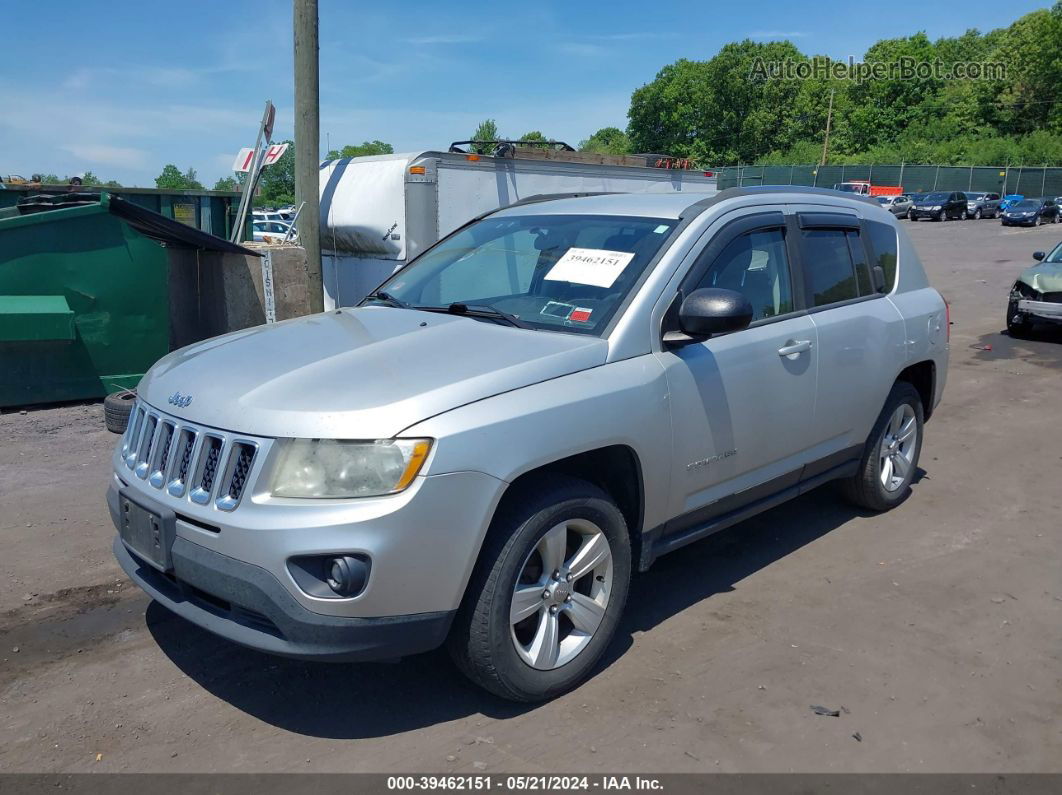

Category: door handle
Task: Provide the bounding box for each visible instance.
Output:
[778,339,812,357]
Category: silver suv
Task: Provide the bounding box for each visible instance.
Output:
[109,187,949,701]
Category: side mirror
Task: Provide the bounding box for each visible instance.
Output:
[1033,251,1045,261]
[665,288,753,345]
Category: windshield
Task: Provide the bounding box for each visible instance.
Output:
[1014,200,1039,210]
[1046,241,1062,263]
[835,184,863,193]
[967,193,985,200]
[923,192,949,202]
[875,197,891,204]
[367,214,678,335]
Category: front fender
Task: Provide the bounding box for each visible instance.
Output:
[401,355,674,532]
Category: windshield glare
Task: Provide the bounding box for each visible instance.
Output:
[368,214,678,335]
[1014,201,1039,210]
[923,193,948,202]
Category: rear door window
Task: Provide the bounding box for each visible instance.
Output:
[800,228,860,307]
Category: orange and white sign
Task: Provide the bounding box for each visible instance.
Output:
[262,143,289,166]
[232,148,256,173]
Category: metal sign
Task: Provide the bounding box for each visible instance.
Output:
[232,148,255,173]
[262,143,289,167]
[260,250,277,324]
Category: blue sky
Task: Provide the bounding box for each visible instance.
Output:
[0,0,1050,187]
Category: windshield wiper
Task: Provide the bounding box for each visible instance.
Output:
[363,290,409,309]
[443,302,532,329]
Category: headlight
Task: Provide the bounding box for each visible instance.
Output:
[270,438,432,498]
[932,205,941,210]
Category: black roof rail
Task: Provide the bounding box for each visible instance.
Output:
[448,139,577,155]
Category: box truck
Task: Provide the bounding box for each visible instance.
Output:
[318,146,718,308]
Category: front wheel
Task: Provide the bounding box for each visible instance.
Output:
[841,382,924,512]
[937,210,947,222]
[973,208,982,220]
[448,476,631,702]
[1007,300,1031,339]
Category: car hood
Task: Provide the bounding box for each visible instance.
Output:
[138,307,608,438]
[1017,262,1062,293]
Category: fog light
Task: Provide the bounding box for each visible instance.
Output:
[325,555,367,597]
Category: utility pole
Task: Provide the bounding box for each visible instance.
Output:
[294,0,323,313]
[820,89,834,167]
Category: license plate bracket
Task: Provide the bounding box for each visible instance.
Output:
[118,489,176,572]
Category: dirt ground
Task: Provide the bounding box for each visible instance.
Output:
[1,218,1060,773]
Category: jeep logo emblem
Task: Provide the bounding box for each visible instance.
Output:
[168,392,193,408]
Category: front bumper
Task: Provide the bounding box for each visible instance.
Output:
[113,534,454,661]
[1002,216,1035,225]
[910,208,942,219]
[1017,299,1062,323]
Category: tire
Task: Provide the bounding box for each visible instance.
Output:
[448,475,632,702]
[973,208,982,220]
[104,390,136,434]
[1007,300,1031,339]
[841,382,924,512]
[905,209,912,220]
[937,210,947,222]
[1034,215,1041,226]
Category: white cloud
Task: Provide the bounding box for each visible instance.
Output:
[61,144,150,168]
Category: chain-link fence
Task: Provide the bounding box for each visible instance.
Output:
[715,164,1062,197]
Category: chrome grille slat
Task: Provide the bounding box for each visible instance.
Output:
[122,400,262,513]
[134,414,159,479]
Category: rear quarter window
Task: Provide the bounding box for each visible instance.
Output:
[865,221,898,293]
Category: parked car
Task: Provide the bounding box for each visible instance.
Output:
[876,194,913,218]
[1006,242,1062,338]
[910,191,968,221]
[965,192,1001,219]
[1000,198,1061,227]
[998,194,1024,213]
[253,211,288,223]
[109,187,948,701]
[252,220,294,242]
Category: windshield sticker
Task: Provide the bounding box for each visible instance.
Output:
[541,301,575,319]
[654,225,669,234]
[545,248,636,289]
[570,307,593,323]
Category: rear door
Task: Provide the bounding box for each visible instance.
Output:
[793,212,907,466]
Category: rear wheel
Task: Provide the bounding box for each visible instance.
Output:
[841,382,923,512]
[448,476,631,702]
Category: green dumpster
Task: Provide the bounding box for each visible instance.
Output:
[0,192,258,408]
[0,195,169,406]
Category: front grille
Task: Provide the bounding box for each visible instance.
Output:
[121,400,264,512]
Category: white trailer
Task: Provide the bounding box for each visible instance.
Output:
[318,150,718,309]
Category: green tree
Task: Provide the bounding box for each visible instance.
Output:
[325,140,394,159]
[155,164,204,190]
[470,119,499,153]
[518,130,547,143]
[627,40,807,164]
[213,176,238,192]
[579,127,632,155]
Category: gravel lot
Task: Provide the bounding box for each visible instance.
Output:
[1,218,1060,773]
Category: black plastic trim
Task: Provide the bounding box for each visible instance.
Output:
[797,211,860,229]
[112,529,453,662]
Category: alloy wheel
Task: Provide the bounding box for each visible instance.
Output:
[879,404,918,492]
[510,518,614,670]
